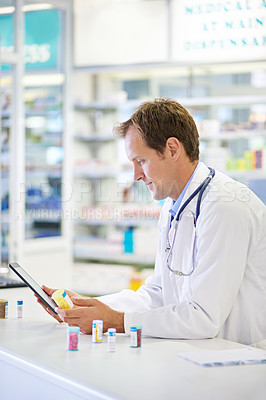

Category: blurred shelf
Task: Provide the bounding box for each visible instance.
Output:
[74,102,117,112]
[26,142,62,148]
[121,95,266,109]
[25,210,61,222]
[74,247,155,267]
[200,130,266,141]
[74,172,118,179]
[70,288,116,296]
[74,134,114,143]
[0,210,9,224]
[1,111,10,118]
[26,164,61,171]
[2,120,10,128]
[227,170,266,180]
[25,110,61,117]
[180,95,266,107]
[75,217,159,228]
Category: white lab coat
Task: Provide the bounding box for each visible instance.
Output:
[99,162,266,345]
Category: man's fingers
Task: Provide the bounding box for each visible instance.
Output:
[36,297,47,308]
[72,297,97,307]
[55,307,85,319]
[48,307,63,321]
[41,285,57,296]
[65,290,81,299]
[55,304,95,322]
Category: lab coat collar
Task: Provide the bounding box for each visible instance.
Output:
[169,163,200,218]
[178,162,212,212]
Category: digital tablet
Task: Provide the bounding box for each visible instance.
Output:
[8,262,57,314]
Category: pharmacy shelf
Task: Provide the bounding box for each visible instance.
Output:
[75,218,159,228]
[181,95,266,107]
[1,111,10,118]
[25,110,61,117]
[121,94,266,109]
[71,96,153,278]
[70,287,117,296]
[75,130,266,145]
[73,247,155,267]
[1,119,10,128]
[227,170,266,180]
[74,172,118,179]
[26,168,62,176]
[0,210,9,222]
[200,130,266,141]
[74,102,117,112]
[26,210,61,223]
[74,134,114,143]
[26,142,62,148]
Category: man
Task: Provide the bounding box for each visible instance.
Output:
[39,98,266,345]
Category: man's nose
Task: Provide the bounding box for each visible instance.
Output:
[133,164,145,182]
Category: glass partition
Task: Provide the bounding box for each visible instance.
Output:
[23,6,65,239]
[0,63,12,265]
[24,84,63,239]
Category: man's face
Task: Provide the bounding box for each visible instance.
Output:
[124,125,176,200]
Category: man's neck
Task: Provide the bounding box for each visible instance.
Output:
[172,161,199,201]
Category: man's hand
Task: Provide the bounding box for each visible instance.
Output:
[36,285,83,323]
[55,297,125,334]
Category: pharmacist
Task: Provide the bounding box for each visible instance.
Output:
[38,98,266,346]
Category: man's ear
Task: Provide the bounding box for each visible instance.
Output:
[166,137,181,160]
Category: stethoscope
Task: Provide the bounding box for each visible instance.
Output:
[165,167,215,276]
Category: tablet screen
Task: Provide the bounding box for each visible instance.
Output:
[8,262,57,314]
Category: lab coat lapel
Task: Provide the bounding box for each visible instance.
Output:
[160,197,173,250]
[178,162,211,214]
[165,163,210,277]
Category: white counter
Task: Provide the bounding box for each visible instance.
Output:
[0,315,266,400]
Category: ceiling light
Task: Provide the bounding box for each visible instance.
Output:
[0,3,53,14]
[22,3,53,12]
[0,6,15,14]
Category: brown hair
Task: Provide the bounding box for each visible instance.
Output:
[114,98,199,162]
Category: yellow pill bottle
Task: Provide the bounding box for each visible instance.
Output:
[52,289,73,309]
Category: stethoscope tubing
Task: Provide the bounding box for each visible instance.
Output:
[176,167,215,225]
[166,167,215,276]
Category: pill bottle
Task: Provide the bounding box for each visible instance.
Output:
[107,328,116,352]
[17,299,23,318]
[67,327,80,351]
[52,289,73,309]
[130,325,142,348]
[92,320,103,343]
[0,299,8,319]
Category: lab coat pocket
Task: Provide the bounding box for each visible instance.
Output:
[168,214,196,276]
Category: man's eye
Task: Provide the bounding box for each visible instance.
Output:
[137,160,144,166]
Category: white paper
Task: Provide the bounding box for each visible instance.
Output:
[178,347,266,367]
